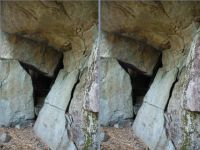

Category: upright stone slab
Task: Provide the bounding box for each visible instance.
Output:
[34,70,79,150]
[100,58,133,126]
[0,59,34,126]
[133,68,178,150]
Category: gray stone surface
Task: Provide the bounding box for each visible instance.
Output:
[166,31,200,150]
[100,58,133,126]
[45,69,79,110]
[184,32,200,112]
[68,69,87,148]
[0,59,34,127]
[133,68,178,150]
[34,70,79,150]
[0,31,62,76]
[143,68,178,109]
[133,102,174,150]
[0,132,11,143]
[100,32,161,75]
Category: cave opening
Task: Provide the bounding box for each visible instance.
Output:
[19,54,64,118]
[118,54,162,121]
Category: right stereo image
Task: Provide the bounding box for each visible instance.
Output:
[99,1,200,150]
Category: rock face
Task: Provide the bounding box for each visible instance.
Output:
[1,1,200,150]
[67,36,99,149]
[1,1,97,51]
[0,31,62,76]
[166,31,200,150]
[63,25,97,73]
[184,32,200,112]
[1,1,99,148]
[100,58,133,126]
[0,59,34,127]
[34,70,79,150]
[133,68,178,150]
[102,1,200,51]
[100,32,160,75]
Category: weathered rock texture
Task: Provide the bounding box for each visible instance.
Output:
[34,70,79,150]
[101,1,200,150]
[100,58,133,126]
[67,35,99,149]
[1,1,99,149]
[0,31,62,76]
[100,32,160,75]
[0,59,34,127]
[133,68,178,150]
[1,1,97,51]
[166,31,200,150]
[102,1,200,51]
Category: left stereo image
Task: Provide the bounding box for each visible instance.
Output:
[0,1,99,149]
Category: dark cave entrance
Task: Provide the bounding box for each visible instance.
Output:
[118,55,162,120]
[20,54,64,118]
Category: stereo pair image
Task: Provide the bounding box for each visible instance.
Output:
[0,1,200,150]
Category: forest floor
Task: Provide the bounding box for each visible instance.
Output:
[0,125,147,150]
[101,127,148,150]
[0,126,48,150]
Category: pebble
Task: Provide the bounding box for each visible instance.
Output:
[0,132,11,143]
[15,124,21,129]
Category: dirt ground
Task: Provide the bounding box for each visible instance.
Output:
[101,127,148,150]
[0,125,147,150]
[0,126,48,150]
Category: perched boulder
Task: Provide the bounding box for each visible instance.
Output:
[0,31,62,76]
[100,58,133,126]
[0,59,34,127]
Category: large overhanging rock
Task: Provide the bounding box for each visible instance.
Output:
[34,69,79,150]
[102,1,200,51]
[0,31,62,76]
[0,59,34,127]
[133,67,178,150]
[1,1,97,51]
[100,32,160,75]
[100,58,133,126]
